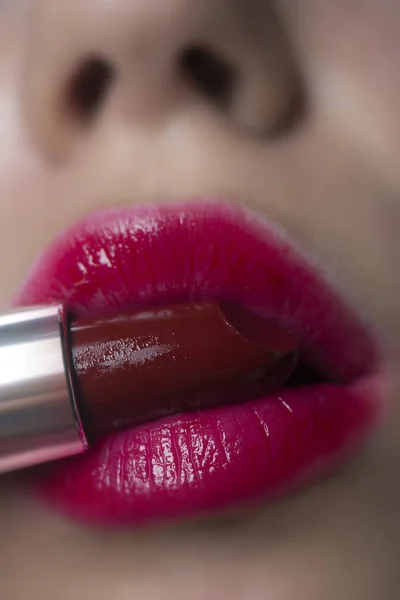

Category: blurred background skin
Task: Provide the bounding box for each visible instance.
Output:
[0,1,400,599]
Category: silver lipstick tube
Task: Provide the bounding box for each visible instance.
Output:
[0,305,88,474]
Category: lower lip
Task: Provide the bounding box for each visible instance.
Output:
[14,200,381,526]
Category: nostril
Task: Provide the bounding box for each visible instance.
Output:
[179,45,237,108]
[179,43,304,138]
[66,56,115,124]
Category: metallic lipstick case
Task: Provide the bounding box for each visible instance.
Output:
[0,305,87,474]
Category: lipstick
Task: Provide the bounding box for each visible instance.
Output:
[0,301,298,474]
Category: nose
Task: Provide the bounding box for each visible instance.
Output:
[22,0,302,159]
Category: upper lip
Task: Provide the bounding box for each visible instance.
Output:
[15,199,377,380]
[14,199,380,525]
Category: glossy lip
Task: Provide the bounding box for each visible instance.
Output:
[14,200,380,526]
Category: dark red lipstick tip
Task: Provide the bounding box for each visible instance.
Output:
[69,301,299,439]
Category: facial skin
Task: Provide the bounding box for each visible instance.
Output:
[0,1,400,599]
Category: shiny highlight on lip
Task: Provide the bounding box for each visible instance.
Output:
[15,200,379,526]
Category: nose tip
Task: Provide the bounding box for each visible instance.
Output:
[22,0,303,159]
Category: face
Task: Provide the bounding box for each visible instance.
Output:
[1,1,400,599]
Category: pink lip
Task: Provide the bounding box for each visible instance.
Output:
[14,200,380,526]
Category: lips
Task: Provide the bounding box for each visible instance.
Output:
[14,200,380,526]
